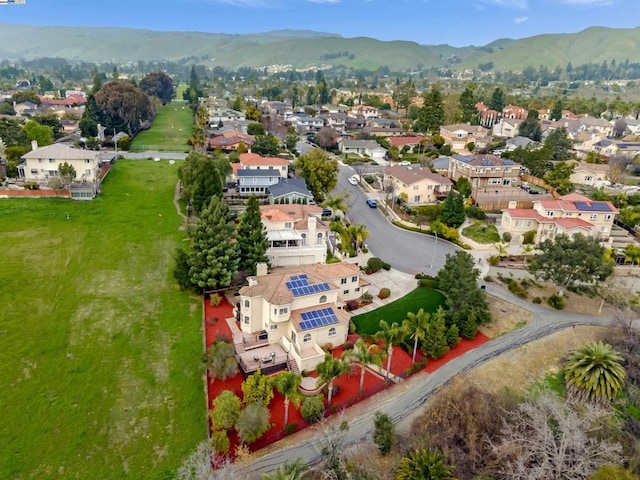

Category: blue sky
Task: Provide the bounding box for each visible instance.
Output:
[0,0,638,47]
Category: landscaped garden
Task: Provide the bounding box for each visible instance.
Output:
[351,287,446,335]
[462,221,501,243]
[0,160,205,479]
[130,99,193,152]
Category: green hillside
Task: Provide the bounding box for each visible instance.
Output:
[1,23,640,71]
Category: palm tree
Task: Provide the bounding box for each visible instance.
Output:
[375,320,404,381]
[262,459,308,480]
[272,371,303,427]
[349,223,370,252]
[564,340,626,405]
[322,194,349,217]
[493,242,508,258]
[330,221,351,255]
[345,339,385,393]
[403,309,431,365]
[316,354,350,406]
[395,449,457,480]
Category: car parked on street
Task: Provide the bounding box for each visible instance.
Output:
[366,198,378,208]
[348,175,359,185]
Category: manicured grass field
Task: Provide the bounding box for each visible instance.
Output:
[462,221,501,244]
[0,161,206,479]
[352,287,446,335]
[130,100,193,152]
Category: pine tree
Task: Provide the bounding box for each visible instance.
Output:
[417,84,445,134]
[459,86,477,124]
[237,195,269,275]
[188,196,240,290]
[439,190,466,228]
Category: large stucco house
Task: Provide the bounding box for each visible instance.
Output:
[383,165,452,206]
[18,142,101,186]
[260,204,328,267]
[235,262,369,373]
[501,193,618,244]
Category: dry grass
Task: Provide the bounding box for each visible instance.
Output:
[481,295,532,338]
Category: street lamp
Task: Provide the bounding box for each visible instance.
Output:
[430,230,438,271]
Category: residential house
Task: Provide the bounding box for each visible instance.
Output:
[319,112,347,134]
[268,178,314,205]
[288,113,325,134]
[568,162,610,187]
[362,126,406,137]
[476,102,499,128]
[260,204,328,267]
[345,117,366,131]
[432,156,451,174]
[236,262,369,373]
[237,169,281,195]
[208,130,255,152]
[366,117,398,129]
[492,118,524,138]
[502,105,528,120]
[505,136,536,151]
[501,193,618,244]
[349,105,378,119]
[439,123,492,152]
[387,136,424,153]
[340,140,387,161]
[262,100,292,118]
[383,165,453,206]
[18,142,101,187]
[577,115,614,137]
[13,101,38,116]
[449,154,522,190]
[238,152,289,179]
[208,108,246,127]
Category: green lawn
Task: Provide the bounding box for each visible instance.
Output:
[0,161,206,479]
[352,288,446,335]
[131,101,193,152]
[462,221,501,244]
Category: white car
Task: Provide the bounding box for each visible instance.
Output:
[398,161,411,166]
[348,175,359,185]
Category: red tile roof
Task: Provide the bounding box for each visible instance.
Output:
[387,136,424,147]
[240,152,289,166]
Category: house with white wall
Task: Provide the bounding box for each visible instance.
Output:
[260,204,328,267]
[236,262,368,373]
[18,142,101,186]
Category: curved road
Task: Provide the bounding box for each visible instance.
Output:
[233,162,627,478]
[333,164,458,274]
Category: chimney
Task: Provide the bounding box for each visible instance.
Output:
[31,140,38,151]
[256,262,268,277]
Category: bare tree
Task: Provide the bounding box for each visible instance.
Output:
[492,391,623,480]
[317,415,351,480]
[608,155,630,185]
[175,441,242,480]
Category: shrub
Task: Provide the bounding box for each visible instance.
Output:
[301,395,325,423]
[484,275,493,283]
[488,255,500,266]
[523,230,536,245]
[418,278,438,288]
[323,342,334,352]
[519,278,531,289]
[378,288,391,299]
[283,423,297,435]
[532,296,542,304]
[502,232,512,243]
[364,175,375,184]
[211,429,230,453]
[346,300,359,311]
[215,333,230,343]
[382,262,391,270]
[465,206,486,220]
[209,293,222,306]
[367,257,384,271]
[373,412,395,455]
[547,293,566,310]
[508,281,528,298]
[343,340,354,351]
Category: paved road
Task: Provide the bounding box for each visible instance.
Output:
[332,164,458,275]
[236,283,623,478]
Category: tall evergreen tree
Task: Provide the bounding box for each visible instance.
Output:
[489,87,505,112]
[439,190,466,228]
[518,110,542,141]
[459,86,478,124]
[188,196,240,291]
[237,195,269,275]
[417,84,445,134]
[437,251,490,339]
[550,99,563,121]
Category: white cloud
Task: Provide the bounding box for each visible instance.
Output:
[560,0,614,5]
[484,0,528,8]
[513,15,529,23]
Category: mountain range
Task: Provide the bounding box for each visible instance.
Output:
[1,24,640,71]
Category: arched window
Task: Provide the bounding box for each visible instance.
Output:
[319,295,327,303]
[328,327,336,337]
[244,300,250,308]
[303,333,312,343]
[301,233,307,246]
[316,233,323,245]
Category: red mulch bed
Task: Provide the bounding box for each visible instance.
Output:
[424,331,491,373]
[204,297,493,457]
